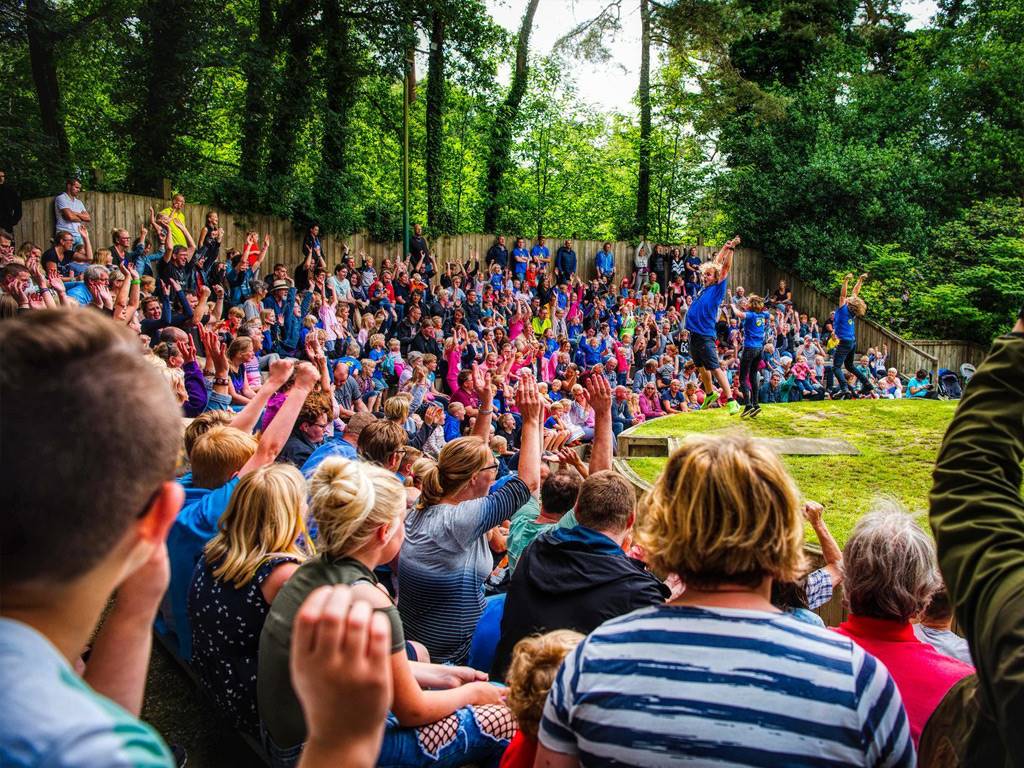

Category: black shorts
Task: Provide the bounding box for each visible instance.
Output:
[691,332,720,370]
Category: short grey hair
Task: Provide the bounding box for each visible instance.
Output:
[843,502,940,622]
[83,264,109,283]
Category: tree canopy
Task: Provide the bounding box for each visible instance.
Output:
[5,0,1022,340]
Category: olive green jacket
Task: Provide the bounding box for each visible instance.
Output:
[929,332,1024,765]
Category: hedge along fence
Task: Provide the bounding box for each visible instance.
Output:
[16,191,938,377]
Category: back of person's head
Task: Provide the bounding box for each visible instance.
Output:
[342,410,375,443]
[417,436,492,509]
[383,397,409,423]
[309,457,405,559]
[575,470,635,533]
[921,584,954,624]
[540,470,582,518]
[190,425,258,489]
[184,410,234,457]
[204,463,312,588]
[842,503,939,622]
[847,296,867,317]
[506,630,584,738]
[748,295,765,312]
[1,310,181,586]
[636,432,805,588]
[357,420,407,466]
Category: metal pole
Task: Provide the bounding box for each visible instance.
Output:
[402,52,411,261]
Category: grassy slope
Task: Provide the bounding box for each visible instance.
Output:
[625,400,960,547]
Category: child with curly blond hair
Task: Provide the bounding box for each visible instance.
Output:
[500,630,583,768]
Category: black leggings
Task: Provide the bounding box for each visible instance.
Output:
[739,346,763,405]
[832,339,872,393]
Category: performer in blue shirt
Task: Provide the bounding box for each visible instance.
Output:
[832,272,873,398]
[683,236,742,414]
[733,294,772,417]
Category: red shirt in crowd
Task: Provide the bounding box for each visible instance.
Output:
[498,731,537,768]
[834,614,974,746]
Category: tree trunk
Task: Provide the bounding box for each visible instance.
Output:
[635,0,652,238]
[26,0,70,169]
[425,9,448,231]
[267,0,318,183]
[128,0,193,195]
[316,1,361,221]
[240,0,276,197]
[483,0,540,233]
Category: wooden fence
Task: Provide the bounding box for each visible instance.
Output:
[907,340,989,372]
[16,191,941,376]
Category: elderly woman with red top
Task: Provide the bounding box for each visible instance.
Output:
[833,504,974,746]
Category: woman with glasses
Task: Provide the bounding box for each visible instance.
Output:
[397,367,544,665]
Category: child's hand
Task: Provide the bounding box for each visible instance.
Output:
[290,586,391,768]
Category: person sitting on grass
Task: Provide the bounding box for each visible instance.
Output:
[258,458,514,768]
[906,368,932,399]
[500,630,584,768]
[534,432,915,768]
[682,236,742,414]
[187,463,312,735]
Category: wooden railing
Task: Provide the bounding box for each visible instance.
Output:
[15,191,941,376]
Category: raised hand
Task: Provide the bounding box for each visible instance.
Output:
[289,586,391,768]
[168,277,181,293]
[470,362,493,404]
[176,336,197,365]
[585,368,612,413]
[268,358,296,388]
[515,370,543,423]
[802,501,824,527]
[294,361,320,391]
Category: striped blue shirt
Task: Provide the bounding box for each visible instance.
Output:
[398,477,531,664]
[540,604,915,767]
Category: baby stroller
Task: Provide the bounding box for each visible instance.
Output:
[937,368,963,399]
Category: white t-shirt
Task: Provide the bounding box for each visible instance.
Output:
[54,193,87,236]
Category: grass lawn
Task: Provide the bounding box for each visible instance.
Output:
[623,399,961,547]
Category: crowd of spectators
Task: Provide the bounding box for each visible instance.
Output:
[2,178,1020,768]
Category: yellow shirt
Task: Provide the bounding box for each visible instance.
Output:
[160,207,187,247]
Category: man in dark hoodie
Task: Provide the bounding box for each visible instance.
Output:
[491,470,669,680]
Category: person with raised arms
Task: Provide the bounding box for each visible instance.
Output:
[683,236,741,414]
[832,272,874,399]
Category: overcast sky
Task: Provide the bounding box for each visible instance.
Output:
[486,0,940,114]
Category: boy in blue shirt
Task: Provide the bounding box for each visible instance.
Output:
[1,311,184,767]
[832,272,874,399]
[683,237,742,414]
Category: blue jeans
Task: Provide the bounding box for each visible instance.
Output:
[832,339,871,393]
[264,707,512,768]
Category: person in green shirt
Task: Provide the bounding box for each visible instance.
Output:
[507,467,583,572]
[927,311,1024,764]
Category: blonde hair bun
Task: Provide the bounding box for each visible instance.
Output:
[309,457,405,558]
